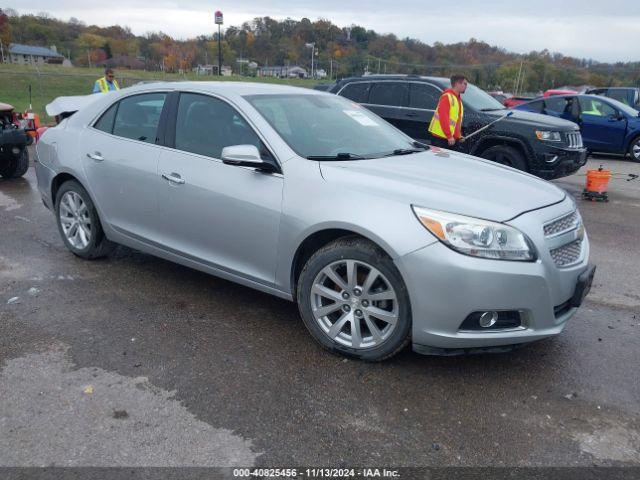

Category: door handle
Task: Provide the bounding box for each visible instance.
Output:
[162,173,185,185]
[405,112,419,117]
[86,152,104,162]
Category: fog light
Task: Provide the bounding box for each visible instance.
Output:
[479,311,498,328]
[459,310,522,331]
[12,146,21,155]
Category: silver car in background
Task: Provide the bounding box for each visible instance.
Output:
[35,82,595,360]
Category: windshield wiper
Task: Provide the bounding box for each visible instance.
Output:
[480,107,506,112]
[306,153,366,161]
[383,148,425,157]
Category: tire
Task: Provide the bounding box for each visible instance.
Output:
[629,136,640,163]
[0,149,29,179]
[54,180,116,259]
[480,144,528,172]
[296,237,412,361]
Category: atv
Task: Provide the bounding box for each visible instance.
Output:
[0,102,31,179]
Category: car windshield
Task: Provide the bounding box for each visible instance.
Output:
[462,83,506,111]
[244,94,418,159]
[605,96,640,117]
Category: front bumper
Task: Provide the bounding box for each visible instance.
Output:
[396,197,592,354]
[534,145,587,180]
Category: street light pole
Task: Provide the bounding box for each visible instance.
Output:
[305,42,315,79]
[218,24,222,76]
[215,10,224,76]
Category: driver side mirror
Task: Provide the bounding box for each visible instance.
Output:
[221,145,278,172]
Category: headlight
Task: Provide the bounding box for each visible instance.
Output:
[535,130,562,142]
[412,206,536,261]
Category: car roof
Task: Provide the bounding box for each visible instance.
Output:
[337,75,450,86]
[123,81,321,97]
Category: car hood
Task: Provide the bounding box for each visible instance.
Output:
[319,149,566,222]
[487,108,579,130]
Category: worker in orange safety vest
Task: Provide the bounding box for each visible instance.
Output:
[428,74,467,149]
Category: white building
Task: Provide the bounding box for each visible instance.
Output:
[9,44,65,66]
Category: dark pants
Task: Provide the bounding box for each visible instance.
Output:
[429,135,461,151]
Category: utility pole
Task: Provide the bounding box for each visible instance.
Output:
[215,10,223,76]
[305,43,315,79]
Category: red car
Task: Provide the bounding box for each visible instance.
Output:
[504,96,534,108]
[543,89,578,97]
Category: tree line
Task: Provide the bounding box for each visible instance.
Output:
[1,8,639,92]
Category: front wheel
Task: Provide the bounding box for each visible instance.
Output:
[480,144,528,172]
[55,180,115,259]
[629,137,640,163]
[297,237,412,361]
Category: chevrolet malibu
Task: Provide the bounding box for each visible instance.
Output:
[35,82,595,361]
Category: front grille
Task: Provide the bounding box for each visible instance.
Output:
[544,211,580,237]
[565,131,583,149]
[550,240,583,267]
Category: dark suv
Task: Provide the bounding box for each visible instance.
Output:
[328,75,587,179]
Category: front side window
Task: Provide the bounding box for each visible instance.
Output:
[579,97,616,117]
[368,82,408,107]
[112,93,167,143]
[408,83,440,110]
[245,94,416,159]
[174,93,263,159]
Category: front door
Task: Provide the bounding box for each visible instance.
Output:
[577,97,627,152]
[81,92,168,241]
[156,92,283,286]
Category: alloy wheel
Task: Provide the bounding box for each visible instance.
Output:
[633,142,640,161]
[310,259,399,349]
[59,191,92,250]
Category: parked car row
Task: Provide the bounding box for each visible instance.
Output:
[326,75,587,179]
[34,82,594,360]
[515,94,640,161]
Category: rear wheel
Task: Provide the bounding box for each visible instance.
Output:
[55,180,115,259]
[480,144,528,172]
[0,149,29,179]
[297,237,412,361]
[629,137,640,163]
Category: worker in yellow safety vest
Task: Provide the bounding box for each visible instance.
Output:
[93,68,120,93]
[428,74,467,149]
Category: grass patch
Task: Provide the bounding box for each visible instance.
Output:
[0,64,320,120]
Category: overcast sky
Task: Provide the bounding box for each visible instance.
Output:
[6,1,640,62]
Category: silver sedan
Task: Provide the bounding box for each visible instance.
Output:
[35,82,594,360]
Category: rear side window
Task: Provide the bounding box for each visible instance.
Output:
[174,93,264,159]
[368,82,409,107]
[112,93,167,143]
[93,103,118,133]
[339,83,371,103]
[544,97,572,115]
[525,100,544,113]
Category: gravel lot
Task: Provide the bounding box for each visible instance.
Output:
[1,153,638,468]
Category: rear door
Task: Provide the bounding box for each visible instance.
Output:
[404,82,442,142]
[81,91,168,241]
[363,82,410,132]
[577,97,627,152]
